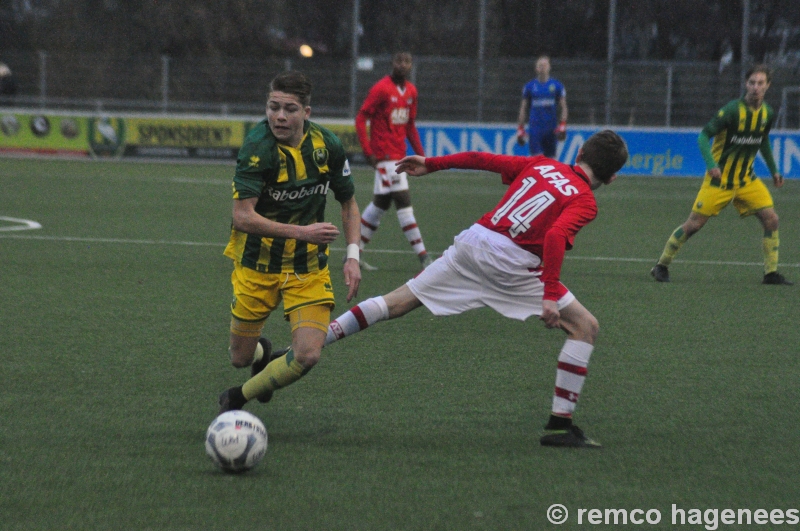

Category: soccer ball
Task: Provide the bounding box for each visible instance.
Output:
[205,410,268,473]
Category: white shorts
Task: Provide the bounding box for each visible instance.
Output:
[373,160,409,195]
[406,224,575,321]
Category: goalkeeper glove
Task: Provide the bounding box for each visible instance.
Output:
[516,125,527,146]
[554,121,567,141]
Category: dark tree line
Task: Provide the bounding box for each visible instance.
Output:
[1,0,798,63]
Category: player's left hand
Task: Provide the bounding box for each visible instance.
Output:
[300,222,340,245]
[554,121,567,141]
[342,258,361,302]
[773,173,784,188]
[540,300,560,329]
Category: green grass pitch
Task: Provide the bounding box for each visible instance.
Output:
[1,156,799,530]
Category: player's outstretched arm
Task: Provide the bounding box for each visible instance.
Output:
[396,155,429,176]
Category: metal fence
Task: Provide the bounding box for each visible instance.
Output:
[781,86,800,128]
[1,50,799,128]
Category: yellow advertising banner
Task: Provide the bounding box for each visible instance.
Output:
[123,117,246,159]
[0,113,89,156]
[0,112,361,161]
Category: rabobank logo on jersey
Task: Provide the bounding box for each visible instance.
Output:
[730,135,762,146]
[266,181,330,202]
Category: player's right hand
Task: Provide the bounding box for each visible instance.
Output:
[396,155,429,176]
[301,222,340,245]
[516,125,527,146]
[539,300,560,329]
[554,121,567,141]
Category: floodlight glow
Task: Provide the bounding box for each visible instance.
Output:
[299,45,313,58]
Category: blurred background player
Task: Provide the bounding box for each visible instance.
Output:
[651,64,792,286]
[516,55,568,158]
[325,130,629,448]
[355,51,432,270]
[218,71,362,413]
[0,62,17,105]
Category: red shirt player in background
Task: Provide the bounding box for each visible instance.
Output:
[355,52,431,270]
[324,130,629,449]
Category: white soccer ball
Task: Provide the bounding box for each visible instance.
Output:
[205,410,268,472]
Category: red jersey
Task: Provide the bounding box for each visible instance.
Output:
[425,153,597,301]
[355,75,424,160]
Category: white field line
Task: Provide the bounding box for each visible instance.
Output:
[0,216,43,231]
[1,232,798,268]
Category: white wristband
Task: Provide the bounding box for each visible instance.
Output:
[346,243,360,261]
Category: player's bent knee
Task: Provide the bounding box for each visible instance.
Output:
[568,314,598,344]
[228,332,260,368]
[683,220,704,236]
[560,303,599,344]
[292,347,321,368]
[759,209,779,231]
[684,212,709,236]
[288,306,329,369]
[228,346,254,368]
[583,315,600,343]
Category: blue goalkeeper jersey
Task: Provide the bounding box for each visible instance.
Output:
[522,78,566,133]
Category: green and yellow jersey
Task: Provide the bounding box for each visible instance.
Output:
[698,98,779,189]
[224,119,354,274]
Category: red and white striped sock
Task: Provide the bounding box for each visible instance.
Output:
[326,296,389,346]
[397,206,426,256]
[360,202,386,249]
[551,339,593,417]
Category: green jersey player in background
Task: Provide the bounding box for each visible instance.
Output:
[651,64,792,286]
[218,71,363,413]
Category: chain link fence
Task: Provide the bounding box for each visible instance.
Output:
[1,50,799,127]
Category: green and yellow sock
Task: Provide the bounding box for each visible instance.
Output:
[657,227,688,266]
[762,230,780,275]
[241,348,309,401]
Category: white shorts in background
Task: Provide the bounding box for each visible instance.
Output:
[373,160,409,195]
[406,224,575,321]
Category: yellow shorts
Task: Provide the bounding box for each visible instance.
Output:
[229,262,334,337]
[692,176,774,218]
